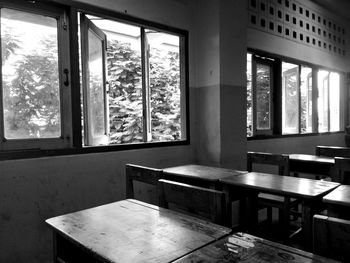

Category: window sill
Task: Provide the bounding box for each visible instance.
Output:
[247,131,345,141]
[0,139,190,161]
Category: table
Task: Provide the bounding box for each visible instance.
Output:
[163,164,247,189]
[289,154,334,177]
[220,172,340,249]
[174,232,340,262]
[323,185,350,219]
[46,199,231,263]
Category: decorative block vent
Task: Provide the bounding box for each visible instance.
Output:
[248,0,346,57]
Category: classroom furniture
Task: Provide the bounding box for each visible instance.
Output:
[316,145,350,158]
[125,163,163,205]
[313,214,350,262]
[323,184,350,219]
[247,151,290,176]
[289,154,334,178]
[174,232,339,263]
[247,151,299,236]
[333,157,350,184]
[220,172,340,250]
[158,179,226,225]
[45,199,231,263]
[163,164,246,189]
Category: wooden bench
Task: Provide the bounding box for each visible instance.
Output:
[333,157,350,184]
[158,179,226,225]
[125,164,163,205]
[316,145,350,158]
[313,214,350,262]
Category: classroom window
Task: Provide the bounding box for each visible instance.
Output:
[282,63,313,135]
[0,1,188,158]
[247,54,253,137]
[282,62,299,134]
[79,13,186,146]
[318,71,340,132]
[0,3,72,151]
[247,51,343,138]
[247,53,274,136]
[256,63,272,131]
[300,66,313,133]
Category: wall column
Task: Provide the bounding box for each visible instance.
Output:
[194,0,247,169]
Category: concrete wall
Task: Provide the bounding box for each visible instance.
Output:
[0,1,196,262]
[194,0,247,169]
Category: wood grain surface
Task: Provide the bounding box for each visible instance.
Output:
[46,199,231,263]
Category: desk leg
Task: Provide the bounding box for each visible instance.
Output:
[243,191,259,233]
[302,199,321,251]
[223,185,258,231]
[52,232,58,263]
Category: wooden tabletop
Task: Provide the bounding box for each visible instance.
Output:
[173,232,339,263]
[163,164,247,182]
[220,172,340,199]
[46,199,231,263]
[289,154,335,164]
[323,185,350,207]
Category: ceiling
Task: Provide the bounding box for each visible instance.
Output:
[310,0,350,20]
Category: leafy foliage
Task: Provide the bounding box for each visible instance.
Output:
[3,29,181,143]
[3,36,60,139]
[107,40,143,144]
[149,46,181,141]
[107,38,181,144]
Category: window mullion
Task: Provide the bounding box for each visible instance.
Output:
[252,57,257,136]
[141,28,151,142]
[327,72,331,131]
[0,7,3,150]
[312,68,318,133]
[298,65,301,134]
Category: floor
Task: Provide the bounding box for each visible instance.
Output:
[254,207,304,249]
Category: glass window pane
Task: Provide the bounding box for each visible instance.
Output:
[2,8,61,139]
[247,53,253,137]
[88,16,143,144]
[146,30,181,142]
[318,70,329,132]
[282,62,299,134]
[300,66,312,133]
[87,29,105,138]
[330,72,340,131]
[256,63,271,130]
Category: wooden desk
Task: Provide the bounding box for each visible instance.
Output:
[323,185,350,219]
[289,154,334,177]
[220,172,340,250]
[163,164,247,189]
[174,232,339,262]
[46,199,231,263]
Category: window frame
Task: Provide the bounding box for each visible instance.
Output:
[247,48,346,139]
[252,56,275,136]
[78,11,188,147]
[0,0,73,151]
[0,0,190,160]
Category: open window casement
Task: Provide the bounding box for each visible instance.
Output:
[282,65,300,134]
[80,14,109,146]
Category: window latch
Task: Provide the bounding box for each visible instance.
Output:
[63,69,69,86]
